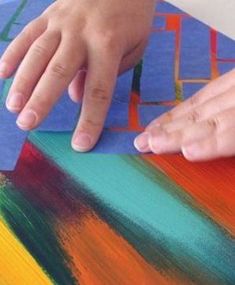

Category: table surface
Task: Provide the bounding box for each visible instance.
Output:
[168,0,235,40]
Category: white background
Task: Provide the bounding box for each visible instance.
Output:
[167,0,235,40]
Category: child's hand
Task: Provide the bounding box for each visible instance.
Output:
[0,0,156,152]
[135,69,235,161]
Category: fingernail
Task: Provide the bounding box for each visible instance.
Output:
[0,62,8,77]
[16,110,38,130]
[72,132,92,152]
[182,143,200,159]
[6,93,23,112]
[134,132,150,152]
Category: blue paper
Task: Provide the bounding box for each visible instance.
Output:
[105,100,129,128]
[180,18,211,79]
[218,62,235,75]
[91,130,140,154]
[141,31,176,102]
[1,0,235,167]
[0,106,28,170]
[183,83,205,100]
[37,93,80,132]
[0,0,21,36]
[0,80,5,107]
[153,16,166,29]
[138,105,172,127]
[8,0,53,39]
[217,33,235,60]
[37,95,130,131]
[113,69,133,103]
[0,41,9,57]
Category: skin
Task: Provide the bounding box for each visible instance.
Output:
[0,0,156,152]
[135,69,235,161]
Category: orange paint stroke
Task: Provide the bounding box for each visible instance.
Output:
[57,214,190,285]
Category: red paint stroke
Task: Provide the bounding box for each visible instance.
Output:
[144,154,235,236]
[4,142,89,220]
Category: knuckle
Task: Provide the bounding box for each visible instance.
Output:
[97,31,119,53]
[206,117,220,132]
[50,63,68,79]
[163,111,173,124]
[21,24,34,39]
[187,110,200,123]
[189,95,200,108]
[88,86,110,103]
[21,18,41,41]
[83,118,103,128]
[33,43,48,57]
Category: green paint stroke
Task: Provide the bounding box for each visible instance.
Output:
[0,183,78,285]
[30,131,235,284]
[0,0,28,41]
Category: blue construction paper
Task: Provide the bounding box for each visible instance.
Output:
[0,41,8,57]
[91,130,140,154]
[105,100,129,128]
[37,93,80,132]
[37,96,129,132]
[182,83,205,100]
[0,0,21,35]
[141,31,176,102]
[217,33,235,60]
[156,2,184,14]
[0,79,5,107]
[8,0,53,39]
[138,105,172,127]
[2,0,235,163]
[37,69,133,131]
[0,106,28,170]
[113,69,133,103]
[153,16,166,29]
[180,18,211,79]
[218,62,235,75]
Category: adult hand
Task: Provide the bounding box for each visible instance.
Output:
[135,69,235,161]
[0,0,156,151]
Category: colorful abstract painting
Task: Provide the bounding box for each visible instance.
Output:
[0,0,235,284]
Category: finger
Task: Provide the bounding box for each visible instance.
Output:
[16,36,85,130]
[182,127,235,161]
[135,107,235,154]
[6,30,61,113]
[68,69,86,103]
[0,17,47,78]
[149,120,216,154]
[159,86,235,134]
[146,68,235,128]
[118,39,147,74]
[72,50,120,152]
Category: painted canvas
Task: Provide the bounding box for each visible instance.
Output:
[0,0,235,284]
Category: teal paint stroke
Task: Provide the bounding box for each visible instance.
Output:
[30,131,235,284]
[0,78,12,107]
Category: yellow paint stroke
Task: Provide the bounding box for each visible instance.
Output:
[0,219,52,285]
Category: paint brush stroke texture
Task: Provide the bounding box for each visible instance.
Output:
[1,142,235,284]
[29,132,235,284]
[0,1,235,284]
